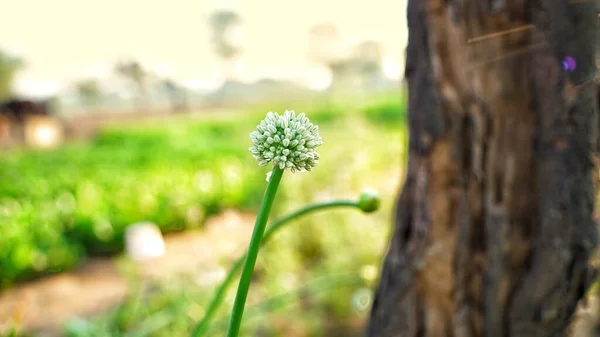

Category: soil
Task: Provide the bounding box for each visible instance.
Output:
[0,210,256,336]
[62,108,242,141]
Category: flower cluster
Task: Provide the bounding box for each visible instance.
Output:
[249,110,323,173]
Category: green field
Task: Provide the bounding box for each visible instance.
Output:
[1,92,409,336]
[0,93,407,288]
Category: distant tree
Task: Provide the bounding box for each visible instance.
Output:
[160,79,187,113]
[321,40,384,95]
[75,79,102,109]
[307,24,345,100]
[351,40,384,87]
[326,57,363,94]
[208,9,242,82]
[0,50,24,102]
[328,59,354,82]
[114,60,147,110]
[307,23,343,68]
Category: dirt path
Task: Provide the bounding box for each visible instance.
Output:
[0,210,255,336]
[63,108,242,141]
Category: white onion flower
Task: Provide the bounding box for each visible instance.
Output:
[249,110,323,177]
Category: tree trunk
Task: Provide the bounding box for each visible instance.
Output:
[366,1,598,337]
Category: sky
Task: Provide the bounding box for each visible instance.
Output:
[0,0,408,97]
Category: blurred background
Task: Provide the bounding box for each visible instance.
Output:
[0,0,409,336]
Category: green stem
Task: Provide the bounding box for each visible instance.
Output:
[225,166,284,337]
[191,200,359,337]
[207,272,362,334]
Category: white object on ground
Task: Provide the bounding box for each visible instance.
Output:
[124,222,166,262]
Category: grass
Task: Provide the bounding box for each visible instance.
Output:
[0,115,265,286]
[0,91,407,288]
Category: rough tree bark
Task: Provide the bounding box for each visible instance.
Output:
[366,1,598,337]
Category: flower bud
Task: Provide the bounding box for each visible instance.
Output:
[357,189,381,213]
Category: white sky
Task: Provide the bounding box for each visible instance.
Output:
[0,0,408,97]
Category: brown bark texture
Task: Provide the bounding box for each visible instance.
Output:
[366,1,599,337]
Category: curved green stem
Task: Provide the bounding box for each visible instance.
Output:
[191,199,359,337]
[225,166,284,337]
[262,200,359,248]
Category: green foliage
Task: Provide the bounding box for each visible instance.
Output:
[0,117,263,285]
[0,96,406,290]
[361,92,407,126]
[306,104,344,126]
